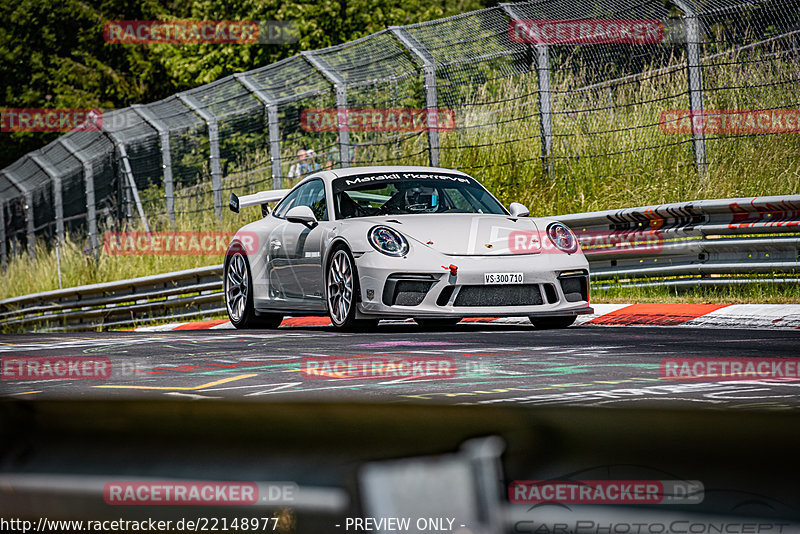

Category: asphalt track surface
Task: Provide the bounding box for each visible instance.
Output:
[2,323,800,409]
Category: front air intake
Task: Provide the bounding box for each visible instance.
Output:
[382,274,436,306]
[454,285,543,307]
[558,273,589,302]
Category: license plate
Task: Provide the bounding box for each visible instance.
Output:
[484,272,524,284]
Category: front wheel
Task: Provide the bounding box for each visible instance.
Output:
[326,247,377,331]
[528,315,577,329]
[225,251,283,329]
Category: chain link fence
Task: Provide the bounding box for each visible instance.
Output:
[1,0,799,267]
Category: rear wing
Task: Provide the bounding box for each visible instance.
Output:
[229,189,291,214]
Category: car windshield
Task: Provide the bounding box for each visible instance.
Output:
[332,172,508,219]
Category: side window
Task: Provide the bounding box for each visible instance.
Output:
[302,180,328,221]
[272,187,303,219]
[273,180,328,221]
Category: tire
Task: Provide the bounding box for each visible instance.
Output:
[414,318,462,329]
[326,246,377,331]
[225,250,283,329]
[528,315,577,329]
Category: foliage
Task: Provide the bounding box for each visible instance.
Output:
[0,0,490,168]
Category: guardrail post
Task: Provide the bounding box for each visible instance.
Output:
[29,154,64,244]
[60,138,99,252]
[234,73,283,189]
[2,170,35,258]
[302,52,350,168]
[178,93,224,218]
[132,105,176,226]
[104,132,151,232]
[502,5,553,177]
[674,0,708,177]
[389,27,440,167]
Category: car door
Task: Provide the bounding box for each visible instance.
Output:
[266,179,328,311]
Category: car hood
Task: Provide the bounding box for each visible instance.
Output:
[377,214,543,256]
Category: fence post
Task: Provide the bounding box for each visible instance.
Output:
[302,51,350,168]
[132,105,176,226]
[29,153,64,244]
[104,132,151,232]
[674,0,708,176]
[177,93,224,218]
[536,44,554,176]
[2,170,35,258]
[0,199,6,268]
[234,73,283,189]
[502,5,553,177]
[60,138,99,252]
[389,26,440,167]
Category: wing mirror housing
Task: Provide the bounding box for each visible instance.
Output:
[229,193,240,213]
[509,202,530,217]
[285,205,318,228]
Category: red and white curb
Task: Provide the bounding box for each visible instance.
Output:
[132,303,800,332]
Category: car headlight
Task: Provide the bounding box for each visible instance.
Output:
[368,226,409,257]
[547,222,578,254]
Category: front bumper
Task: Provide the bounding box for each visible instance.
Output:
[355,249,592,319]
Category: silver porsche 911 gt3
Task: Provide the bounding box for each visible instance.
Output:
[224,166,592,330]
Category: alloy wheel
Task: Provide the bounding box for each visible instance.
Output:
[327,249,354,325]
[226,252,249,323]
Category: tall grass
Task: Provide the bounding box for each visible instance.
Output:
[2,51,798,301]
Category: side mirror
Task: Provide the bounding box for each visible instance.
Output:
[286,205,318,228]
[229,193,240,213]
[509,202,530,217]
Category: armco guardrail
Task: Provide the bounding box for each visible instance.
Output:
[0,265,224,332]
[556,194,800,288]
[1,195,799,331]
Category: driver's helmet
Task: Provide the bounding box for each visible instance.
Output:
[402,184,439,212]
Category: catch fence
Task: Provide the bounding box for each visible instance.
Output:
[1,0,799,267]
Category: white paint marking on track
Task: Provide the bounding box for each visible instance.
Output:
[683,304,800,329]
[470,382,755,406]
[0,333,312,353]
[202,381,303,394]
[165,392,223,400]
[243,383,365,396]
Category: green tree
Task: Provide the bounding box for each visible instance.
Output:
[1,0,491,168]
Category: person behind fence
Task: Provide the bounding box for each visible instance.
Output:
[323,135,356,169]
[306,149,322,173]
[324,146,337,170]
[288,149,308,180]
